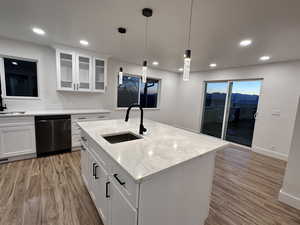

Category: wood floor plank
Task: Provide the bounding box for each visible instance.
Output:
[0,148,299,225]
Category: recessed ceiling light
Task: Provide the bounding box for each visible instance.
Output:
[12,61,18,66]
[152,61,159,66]
[259,55,271,61]
[32,27,45,36]
[209,63,217,68]
[178,68,183,72]
[239,39,252,47]
[80,40,89,46]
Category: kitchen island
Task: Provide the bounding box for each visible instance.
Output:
[78,119,229,225]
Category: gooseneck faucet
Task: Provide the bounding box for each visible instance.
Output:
[125,103,147,135]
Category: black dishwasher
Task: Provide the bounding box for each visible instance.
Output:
[35,115,71,157]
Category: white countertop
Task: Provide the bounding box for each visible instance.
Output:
[78,119,229,182]
[0,109,111,117]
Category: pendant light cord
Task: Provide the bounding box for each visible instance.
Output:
[145,18,148,59]
[187,0,194,49]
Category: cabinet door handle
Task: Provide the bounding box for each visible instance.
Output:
[113,174,125,186]
[73,83,75,90]
[106,181,110,198]
[92,163,97,178]
[94,165,99,179]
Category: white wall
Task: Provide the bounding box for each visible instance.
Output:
[175,61,300,159]
[0,37,179,126]
[279,97,300,209]
[102,59,179,125]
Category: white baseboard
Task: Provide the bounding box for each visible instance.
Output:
[252,146,288,161]
[279,189,300,210]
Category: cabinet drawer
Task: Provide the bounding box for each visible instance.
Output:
[72,113,108,122]
[111,160,139,208]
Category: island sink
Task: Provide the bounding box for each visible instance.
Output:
[102,132,142,144]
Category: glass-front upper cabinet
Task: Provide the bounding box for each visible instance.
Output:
[76,55,92,91]
[56,50,76,91]
[56,49,106,92]
[93,58,106,92]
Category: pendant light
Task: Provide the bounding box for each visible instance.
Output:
[183,0,194,81]
[142,8,153,83]
[118,27,126,85]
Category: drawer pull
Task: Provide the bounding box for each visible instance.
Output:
[92,163,97,178]
[94,165,99,179]
[113,174,126,186]
[106,181,110,198]
[97,116,105,118]
[78,117,87,120]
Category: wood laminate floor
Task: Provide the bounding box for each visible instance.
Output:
[0,148,299,225]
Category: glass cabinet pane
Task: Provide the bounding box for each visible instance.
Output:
[94,59,105,90]
[78,56,91,90]
[60,53,73,88]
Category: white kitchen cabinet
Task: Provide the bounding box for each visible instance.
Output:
[94,162,110,225]
[93,58,107,92]
[76,54,93,92]
[71,113,109,149]
[56,50,76,91]
[110,181,137,225]
[56,49,107,92]
[80,142,110,225]
[0,117,36,159]
[80,130,216,225]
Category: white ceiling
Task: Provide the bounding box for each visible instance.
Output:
[1,0,300,72]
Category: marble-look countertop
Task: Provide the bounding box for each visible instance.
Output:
[0,109,111,117]
[78,119,229,182]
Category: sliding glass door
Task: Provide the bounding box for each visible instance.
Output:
[201,82,228,138]
[201,80,262,147]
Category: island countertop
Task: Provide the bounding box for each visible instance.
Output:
[77,119,229,182]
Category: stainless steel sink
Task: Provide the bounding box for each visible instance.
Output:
[102,132,142,144]
[0,111,26,115]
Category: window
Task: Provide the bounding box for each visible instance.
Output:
[117,74,160,108]
[1,57,38,97]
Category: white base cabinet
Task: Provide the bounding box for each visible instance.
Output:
[0,117,36,160]
[80,131,216,225]
[72,113,109,149]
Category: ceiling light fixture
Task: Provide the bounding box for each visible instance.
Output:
[183,0,194,81]
[259,55,271,61]
[209,63,217,68]
[118,27,127,85]
[79,40,89,46]
[32,27,45,36]
[239,39,252,47]
[12,61,18,66]
[178,68,183,72]
[152,61,159,66]
[141,8,153,83]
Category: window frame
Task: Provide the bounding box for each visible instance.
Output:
[116,73,161,110]
[0,55,40,100]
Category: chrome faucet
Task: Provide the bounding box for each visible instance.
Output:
[125,103,147,135]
